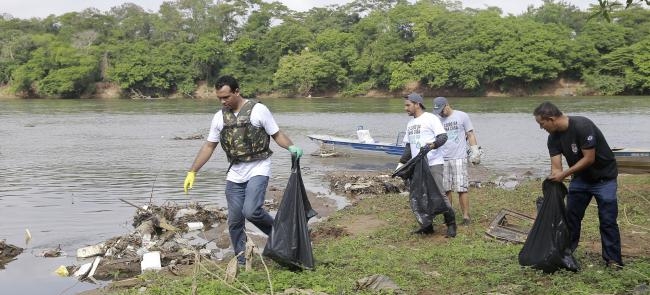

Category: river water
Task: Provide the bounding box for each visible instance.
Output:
[1,96,649,294]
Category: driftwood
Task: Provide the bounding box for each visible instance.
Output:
[129,89,151,100]
[0,240,23,264]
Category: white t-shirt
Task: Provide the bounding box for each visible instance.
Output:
[206,101,280,183]
[438,110,474,160]
[402,112,446,166]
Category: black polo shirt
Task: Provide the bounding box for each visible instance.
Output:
[547,116,618,182]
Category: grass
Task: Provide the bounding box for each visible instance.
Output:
[113,175,650,295]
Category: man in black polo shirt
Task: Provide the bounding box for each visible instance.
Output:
[533,101,623,269]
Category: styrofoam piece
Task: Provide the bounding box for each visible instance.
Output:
[76,243,105,258]
[73,262,92,278]
[187,222,204,231]
[141,251,162,272]
[176,208,198,218]
[87,257,101,279]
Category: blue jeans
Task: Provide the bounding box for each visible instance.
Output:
[225,175,274,263]
[567,177,623,265]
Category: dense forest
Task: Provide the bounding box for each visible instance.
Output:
[1,0,649,98]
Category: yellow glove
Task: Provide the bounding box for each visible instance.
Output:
[184,171,196,194]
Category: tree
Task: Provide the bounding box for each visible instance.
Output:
[10,37,99,97]
[388,53,450,90]
[191,35,227,82]
[106,41,196,97]
[487,18,569,88]
[584,37,650,94]
[312,29,359,71]
[108,3,153,40]
[273,51,346,96]
[448,50,490,90]
[592,0,650,21]
[348,4,415,88]
[523,0,588,32]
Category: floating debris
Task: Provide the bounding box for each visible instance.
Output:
[0,240,23,265]
[40,245,63,257]
[54,265,69,277]
[77,243,106,258]
[24,229,32,245]
[173,134,204,140]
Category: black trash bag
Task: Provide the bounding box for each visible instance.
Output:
[518,179,579,273]
[391,147,422,180]
[392,149,448,227]
[263,156,317,270]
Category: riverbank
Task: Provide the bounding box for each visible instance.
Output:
[85,172,650,295]
[1,78,588,100]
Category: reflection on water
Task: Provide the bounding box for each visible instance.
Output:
[1,96,649,293]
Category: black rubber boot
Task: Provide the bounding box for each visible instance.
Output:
[411,224,434,235]
[443,210,457,238]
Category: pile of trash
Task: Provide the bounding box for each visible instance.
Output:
[59,201,228,282]
[327,172,407,196]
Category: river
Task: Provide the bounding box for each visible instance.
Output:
[1,96,649,294]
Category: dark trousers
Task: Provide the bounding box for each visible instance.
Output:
[567,177,623,265]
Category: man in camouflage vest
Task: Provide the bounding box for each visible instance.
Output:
[183,75,303,265]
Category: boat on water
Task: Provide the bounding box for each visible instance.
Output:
[307,128,650,173]
[612,147,650,173]
[308,127,405,156]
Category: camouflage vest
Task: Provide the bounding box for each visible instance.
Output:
[220,100,273,164]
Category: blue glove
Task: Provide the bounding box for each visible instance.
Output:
[288,145,303,158]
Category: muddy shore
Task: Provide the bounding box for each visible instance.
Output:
[60,164,646,294]
[0,163,539,294]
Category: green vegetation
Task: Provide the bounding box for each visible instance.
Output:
[112,175,650,294]
[1,0,650,98]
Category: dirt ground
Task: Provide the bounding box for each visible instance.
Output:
[316,170,650,260]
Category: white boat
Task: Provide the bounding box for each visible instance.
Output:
[308,127,405,156]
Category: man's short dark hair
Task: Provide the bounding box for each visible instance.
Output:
[533,101,563,119]
[215,75,239,92]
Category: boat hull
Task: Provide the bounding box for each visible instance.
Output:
[613,148,650,174]
[308,134,404,156]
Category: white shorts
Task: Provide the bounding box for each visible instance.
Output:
[443,158,469,193]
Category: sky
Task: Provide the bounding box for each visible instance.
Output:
[2,0,598,19]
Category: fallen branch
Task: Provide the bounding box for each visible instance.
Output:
[199,260,251,295]
[258,243,274,295]
[192,251,199,295]
[245,231,274,295]
[620,184,650,205]
[119,198,146,210]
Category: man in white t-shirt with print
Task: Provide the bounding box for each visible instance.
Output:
[432,96,481,226]
[183,75,303,265]
[396,93,457,238]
